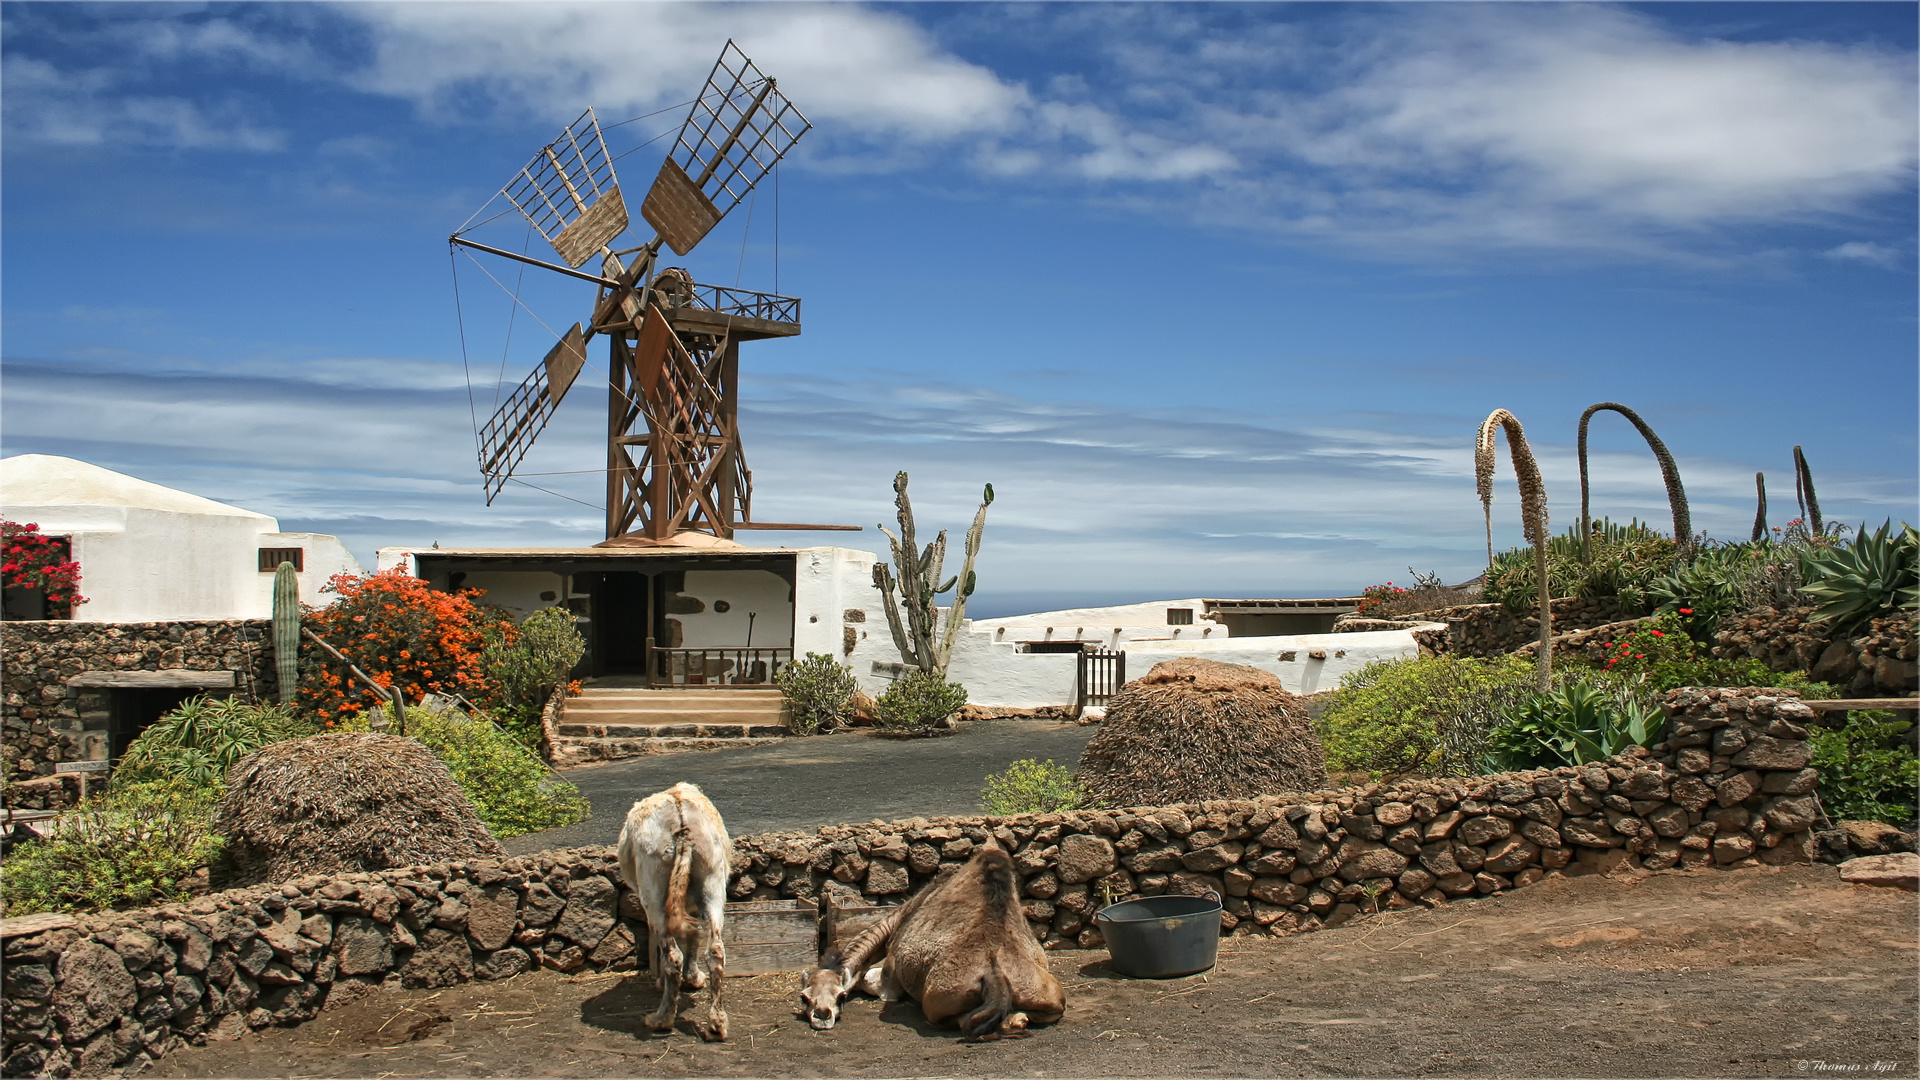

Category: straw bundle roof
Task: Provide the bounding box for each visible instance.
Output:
[1076,658,1326,807]
[216,732,503,886]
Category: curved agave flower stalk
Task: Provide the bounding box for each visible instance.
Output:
[1793,445,1823,538]
[1751,472,1767,543]
[1576,403,1691,560]
[1476,408,1554,688]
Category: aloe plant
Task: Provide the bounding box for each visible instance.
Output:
[1577,402,1690,559]
[1490,680,1665,770]
[1476,408,1554,688]
[1802,520,1918,628]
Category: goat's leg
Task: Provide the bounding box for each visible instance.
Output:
[700,931,728,1042]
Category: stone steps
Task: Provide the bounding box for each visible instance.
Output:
[551,687,789,765]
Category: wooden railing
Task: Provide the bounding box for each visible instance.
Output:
[651,646,793,687]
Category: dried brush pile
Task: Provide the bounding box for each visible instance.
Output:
[215,732,504,886]
[1076,658,1326,806]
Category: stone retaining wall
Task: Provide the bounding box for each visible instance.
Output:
[1713,606,1917,698]
[0,686,1817,1077]
[1337,597,1627,658]
[2,622,278,786]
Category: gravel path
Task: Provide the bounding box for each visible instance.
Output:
[504,720,1095,852]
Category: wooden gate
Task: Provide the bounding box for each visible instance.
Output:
[1073,649,1126,718]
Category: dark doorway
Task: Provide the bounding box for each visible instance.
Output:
[589,572,651,677]
[108,688,208,758]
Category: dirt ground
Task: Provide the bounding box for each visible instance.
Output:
[145,863,1917,1079]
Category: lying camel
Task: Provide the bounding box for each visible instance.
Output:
[617,782,731,1040]
[800,841,1066,1038]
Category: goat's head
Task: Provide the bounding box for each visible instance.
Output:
[797,966,851,1030]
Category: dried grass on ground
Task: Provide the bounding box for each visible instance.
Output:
[216,732,504,886]
[1075,658,1327,806]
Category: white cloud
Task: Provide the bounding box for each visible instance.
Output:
[2,56,285,152]
[1823,240,1903,268]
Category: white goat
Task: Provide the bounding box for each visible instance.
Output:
[616,782,731,1040]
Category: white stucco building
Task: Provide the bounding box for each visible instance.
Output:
[0,455,363,621]
[377,537,1421,706]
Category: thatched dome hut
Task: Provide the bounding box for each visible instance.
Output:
[216,732,503,886]
[1076,658,1326,806]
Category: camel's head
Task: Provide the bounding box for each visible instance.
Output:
[797,966,851,1030]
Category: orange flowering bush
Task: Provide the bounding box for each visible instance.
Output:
[296,569,514,726]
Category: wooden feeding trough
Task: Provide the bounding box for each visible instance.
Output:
[719,898,818,976]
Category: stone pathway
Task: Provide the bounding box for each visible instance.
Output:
[505,720,1097,852]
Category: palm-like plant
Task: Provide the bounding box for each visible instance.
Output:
[1577,402,1690,560]
[1477,408,1554,688]
[1802,520,1919,629]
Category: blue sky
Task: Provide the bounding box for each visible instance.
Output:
[3,2,1915,617]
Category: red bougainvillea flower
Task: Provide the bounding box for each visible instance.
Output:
[1678,608,1693,614]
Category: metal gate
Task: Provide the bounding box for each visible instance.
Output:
[1073,649,1126,718]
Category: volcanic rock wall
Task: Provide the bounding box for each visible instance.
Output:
[0,686,1818,1077]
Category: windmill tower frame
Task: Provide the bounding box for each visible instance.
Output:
[453,42,854,546]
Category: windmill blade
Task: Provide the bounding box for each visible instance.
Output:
[499,109,628,268]
[642,40,811,255]
[477,324,588,502]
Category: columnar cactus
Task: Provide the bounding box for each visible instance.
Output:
[1476,409,1553,689]
[874,472,993,675]
[273,561,300,705]
[1751,472,1768,543]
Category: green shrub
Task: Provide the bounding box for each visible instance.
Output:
[981,758,1097,815]
[1488,679,1664,770]
[480,607,586,747]
[874,670,969,732]
[1317,655,1538,778]
[117,695,314,786]
[1802,520,1918,630]
[1573,613,1835,696]
[1484,519,1679,614]
[1810,711,1919,826]
[774,652,860,735]
[0,781,223,916]
[345,706,588,838]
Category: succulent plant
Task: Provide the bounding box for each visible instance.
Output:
[875,472,993,675]
[1576,402,1690,559]
[1476,409,1554,688]
[272,561,299,705]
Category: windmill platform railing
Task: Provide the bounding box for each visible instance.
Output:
[685,282,800,325]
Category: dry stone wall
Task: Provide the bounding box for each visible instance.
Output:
[2,622,278,787]
[1,686,1819,1077]
[1713,606,1917,697]
[1336,597,1628,658]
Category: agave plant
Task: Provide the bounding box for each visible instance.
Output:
[1802,520,1919,628]
[1577,402,1691,559]
[116,695,311,786]
[1477,408,1553,688]
[1490,679,1665,770]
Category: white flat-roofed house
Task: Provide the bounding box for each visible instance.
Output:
[0,454,362,621]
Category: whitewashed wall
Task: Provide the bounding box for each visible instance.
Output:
[672,569,794,649]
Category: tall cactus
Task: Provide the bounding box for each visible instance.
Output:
[1576,402,1690,559]
[1476,409,1554,689]
[272,561,300,705]
[875,472,993,675]
[1751,472,1768,543]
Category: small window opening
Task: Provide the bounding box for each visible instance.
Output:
[1166,608,1194,625]
[259,548,304,573]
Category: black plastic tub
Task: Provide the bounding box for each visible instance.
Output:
[1093,893,1223,978]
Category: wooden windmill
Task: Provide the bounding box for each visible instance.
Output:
[452,41,855,546]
